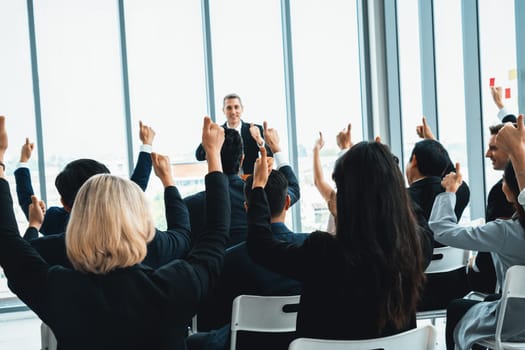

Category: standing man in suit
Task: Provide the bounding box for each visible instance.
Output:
[195,93,272,176]
[187,122,299,248]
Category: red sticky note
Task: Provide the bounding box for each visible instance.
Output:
[489,77,495,87]
[505,88,511,99]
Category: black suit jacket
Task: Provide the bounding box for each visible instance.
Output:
[197,223,308,331]
[408,176,470,224]
[184,165,300,248]
[247,188,416,340]
[25,185,193,269]
[408,177,471,311]
[0,173,230,350]
[14,151,152,236]
[195,121,273,175]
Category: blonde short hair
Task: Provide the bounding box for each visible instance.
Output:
[66,174,155,274]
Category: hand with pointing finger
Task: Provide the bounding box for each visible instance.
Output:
[496,114,525,157]
[441,162,463,193]
[263,121,281,153]
[416,116,436,140]
[252,146,270,189]
[336,123,352,150]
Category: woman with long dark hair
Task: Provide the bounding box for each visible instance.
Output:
[429,161,525,350]
[247,141,426,340]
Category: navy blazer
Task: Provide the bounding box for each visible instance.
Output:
[184,165,300,248]
[14,151,152,236]
[0,173,230,350]
[408,176,470,223]
[197,222,308,331]
[195,121,273,175]
[24,185,192,269]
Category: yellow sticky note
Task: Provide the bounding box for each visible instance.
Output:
[509,68,517,80]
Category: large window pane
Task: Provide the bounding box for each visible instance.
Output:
[0,0,36,299]
[124,0,208,226]
[434,0,469,220]
[34,0,127,209]
[479,0,517,194]
[290,0,362,232]
[398,0,423,173]
[210,0,288,146]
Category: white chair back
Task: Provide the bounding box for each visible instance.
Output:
[425,246,468,274]
[40,322,57,350]
[476,265,525,350]
[288,324,438,350]
[230,294,300,350]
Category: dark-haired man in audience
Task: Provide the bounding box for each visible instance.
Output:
[15,121,154,236]
[466,89,517,294]
[186,123,299,248]
[195,93,272,176]
[408,118,471,311]
[188,168,306,350]
[21,123,194,269]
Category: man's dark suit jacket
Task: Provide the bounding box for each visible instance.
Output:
[14,151,152,236]
[0,173,230,350]
[408,176,471,311]
[24,185,192,269]
[197,222,308,331]
[467,179,515,293]
[408,176,470,230]
[184,165,300,248]
[195,121,273,175]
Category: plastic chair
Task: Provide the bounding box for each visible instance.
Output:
[230,294,300,350]
[475,265,525,350]
[417,246,469,324]
[40,322,57,350]
[288,324,438,350]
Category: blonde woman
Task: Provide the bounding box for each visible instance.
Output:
[0,116,230,350]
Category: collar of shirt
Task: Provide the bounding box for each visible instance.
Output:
[226,121,243,134]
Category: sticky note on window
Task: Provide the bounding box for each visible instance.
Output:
[505,88,511,99]
[489,77,495,87]
[509,69,517,81]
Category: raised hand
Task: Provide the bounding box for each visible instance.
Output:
[314,132,325,153]
[139,120,156,146]
[416,116,436,140]
[28,195,46,230]
[20,137,35,162]
[151,152,173,187]
[0,116,7,156]
[491,86,504,110]
[263,121,281,153]
[441,162,462,193]
[202,116,225,173]
[252,146,270,189]
[336,123,352,150]
[249,122,264,146]
[496,114,525,156]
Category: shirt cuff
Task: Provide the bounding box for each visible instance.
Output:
[16,162,30,169]
[338,148,350,157]
[140,144,152,153]
[518,188,525,207]
[497,107,512,121]
[471,256,480,273]
[273,151,290,168]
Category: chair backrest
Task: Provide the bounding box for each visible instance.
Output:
[230,294,300,350]
[425,246,468,274]
[494,265,525,348]
[41,323,57,350]
[288,324,438,350]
